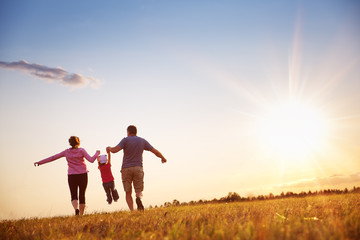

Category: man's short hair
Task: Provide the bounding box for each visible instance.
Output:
[127,125,137,135]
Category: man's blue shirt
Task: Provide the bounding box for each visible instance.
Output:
[117,136,153,169]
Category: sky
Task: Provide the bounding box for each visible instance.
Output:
[0,0,359,220]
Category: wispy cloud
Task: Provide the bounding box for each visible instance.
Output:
[0,60,100,89]
[276,172,360,190]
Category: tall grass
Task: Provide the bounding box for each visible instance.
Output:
[1,194,359,239]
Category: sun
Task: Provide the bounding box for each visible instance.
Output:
[257,100,327,157]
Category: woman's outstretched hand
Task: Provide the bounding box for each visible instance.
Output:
[34,162,39,167]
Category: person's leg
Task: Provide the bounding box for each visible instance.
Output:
[103,182,112,204]
[126,191,134,211]
[78,173,88,215]
[133,167,145,211]
[71,200,79,211]
[68,174,79,215]
[111,181,119,202]
[79,204,86,215]
[121,168,134,211]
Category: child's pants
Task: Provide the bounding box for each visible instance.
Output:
[103,181,119,204]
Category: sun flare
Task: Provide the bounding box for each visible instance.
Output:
[258,101,327,156]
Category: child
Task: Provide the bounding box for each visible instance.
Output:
[97,153,119,204]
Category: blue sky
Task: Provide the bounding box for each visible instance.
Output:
[0,0,359,220]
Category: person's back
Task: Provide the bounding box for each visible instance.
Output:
[106,125,167,211]
[98,162,114,183]
[37,147,98,175]
[35,136,100,216]
[119,136,153,169]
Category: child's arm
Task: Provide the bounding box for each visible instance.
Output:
[97,156,100,167]
[108,152,111,165]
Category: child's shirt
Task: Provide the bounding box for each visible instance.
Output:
[98,163,114,183]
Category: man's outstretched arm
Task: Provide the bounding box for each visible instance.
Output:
[106,145,122,154]
[151,148,167,163]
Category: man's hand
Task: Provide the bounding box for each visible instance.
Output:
[151,148,166,163]
[107,146,122,153]
[34,162,39,167]
[106,147,111,153]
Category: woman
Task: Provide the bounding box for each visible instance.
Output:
[34,136,100,216]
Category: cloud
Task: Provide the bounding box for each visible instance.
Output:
[276,172,360,190]
[0,60,100,89]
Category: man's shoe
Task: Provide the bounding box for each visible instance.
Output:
[75,209,80,216]
[136,197,144,211]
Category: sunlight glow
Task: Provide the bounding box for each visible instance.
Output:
[258,100,327,156]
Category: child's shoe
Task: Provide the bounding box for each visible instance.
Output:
[113,189,119,202]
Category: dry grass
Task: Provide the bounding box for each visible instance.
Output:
[1,193,359,239]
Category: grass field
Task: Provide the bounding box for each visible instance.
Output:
[1,193,359,240]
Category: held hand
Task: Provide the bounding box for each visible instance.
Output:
[34,162,39,167]
[161,158,167,163]
[106,147,111,153]
[96,150,100,155]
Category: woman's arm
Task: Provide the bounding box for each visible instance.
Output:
[34,150,67,167]
[82,149,100,163]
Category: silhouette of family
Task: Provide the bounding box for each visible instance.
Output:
[34,125,167,216]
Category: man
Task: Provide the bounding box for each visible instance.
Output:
[106,125,167,211]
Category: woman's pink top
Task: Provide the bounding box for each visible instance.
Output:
[38,148,100,175]
[98,163,114,183]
